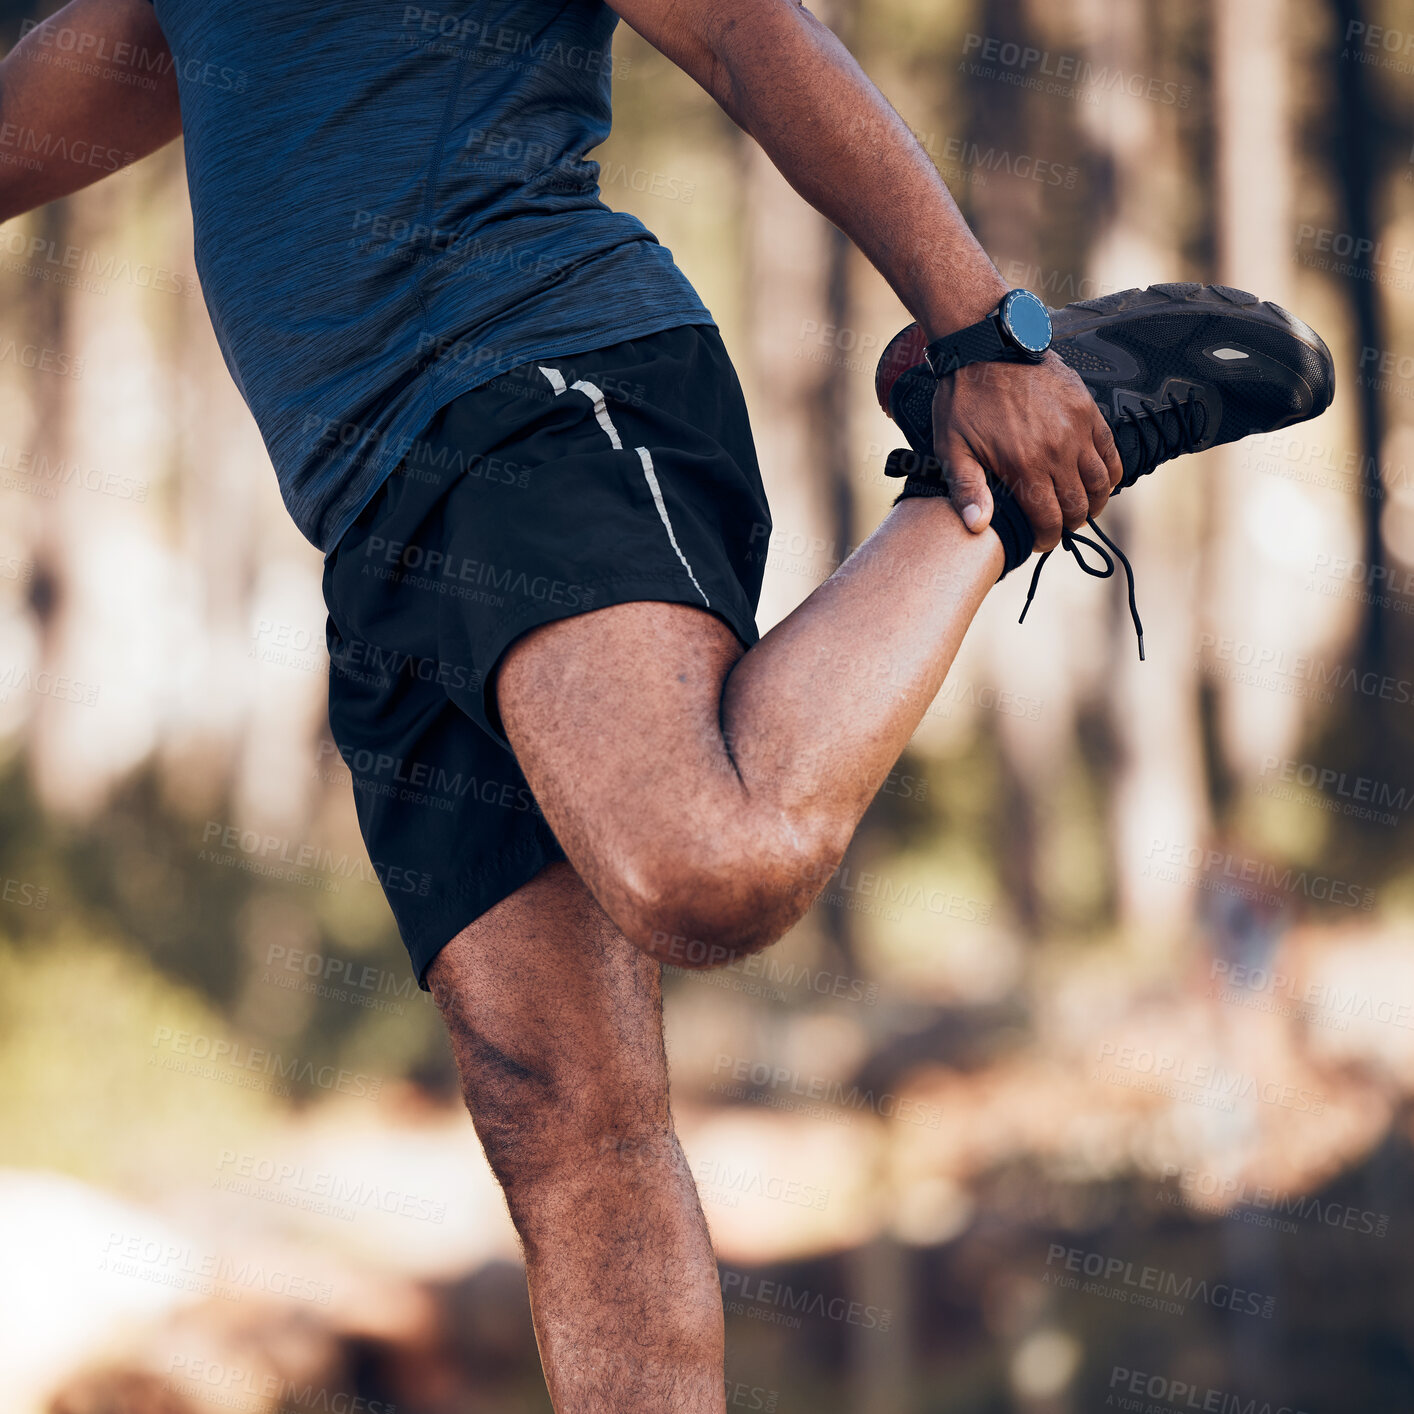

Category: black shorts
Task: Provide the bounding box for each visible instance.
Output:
[322,323,771,987]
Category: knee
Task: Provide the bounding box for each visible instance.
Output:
[475,1089,681,1240]
[450,1026,670,1200]
[616,817,848,971]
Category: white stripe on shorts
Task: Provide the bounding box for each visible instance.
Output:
[634,446,710,608]
[569,379,624,451]
[536,366,711,609]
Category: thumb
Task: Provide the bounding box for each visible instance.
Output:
[944,438,993,533]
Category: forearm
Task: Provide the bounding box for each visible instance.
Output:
[0,0,181,223]
[708,5,1006,338]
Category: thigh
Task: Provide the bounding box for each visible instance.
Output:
[427,321,770,748]
[496,600,749,933]
[427,859,670,1152]
[325,320,770,976]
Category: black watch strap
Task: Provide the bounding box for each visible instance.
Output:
[924,318,1011,377]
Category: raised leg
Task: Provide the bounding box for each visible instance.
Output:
[497,496,1003,964]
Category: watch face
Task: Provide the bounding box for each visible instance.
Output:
[1000,290,1052,354]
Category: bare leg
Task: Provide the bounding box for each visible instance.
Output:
[429,861,724,1414]
[497,498,1003,957]
[438,502,1000,1409]
[719,497,1002,826]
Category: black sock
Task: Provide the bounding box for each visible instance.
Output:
[888,450,1035,580]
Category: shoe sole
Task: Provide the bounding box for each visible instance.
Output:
[876,282,1336,431]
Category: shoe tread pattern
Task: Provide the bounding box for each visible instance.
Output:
[1148,281,1204,301]
[1209,284,1259,305]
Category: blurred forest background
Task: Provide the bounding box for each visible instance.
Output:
[1,0,1413,1409]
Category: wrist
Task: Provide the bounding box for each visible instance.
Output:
[918,275,1010,343]
[923,288,1053,377]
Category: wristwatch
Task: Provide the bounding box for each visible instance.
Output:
[923,288,1053,378]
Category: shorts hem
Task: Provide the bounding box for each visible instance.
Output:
[404,828,567,991]
[478,571,761,744]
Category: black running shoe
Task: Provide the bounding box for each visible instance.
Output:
[876,283,1336,657]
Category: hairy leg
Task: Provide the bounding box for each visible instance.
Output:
[497,497,1003,960]
[428,860,724,1414]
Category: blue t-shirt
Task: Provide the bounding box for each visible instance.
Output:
[148,0,714,551]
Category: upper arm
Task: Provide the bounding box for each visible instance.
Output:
[599,0,713,84]
[0,0,182,217]
[602,0,810,98]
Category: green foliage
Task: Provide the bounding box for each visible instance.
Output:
[0,928,273,1184]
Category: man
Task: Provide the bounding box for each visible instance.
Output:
[1,0,1332,1407]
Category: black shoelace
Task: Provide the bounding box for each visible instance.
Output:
[1019,519,1145,659]
[1016,393,1208,662]
[1116,390,1207,490]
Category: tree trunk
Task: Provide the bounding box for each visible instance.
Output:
[1081,0,1208,953]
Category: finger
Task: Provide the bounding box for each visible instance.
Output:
[943,438,994,534]
[1078,448,1112,518]
[1092,408,1124,489]
[1054,466,1091,534]
[1023,482,1064,553]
